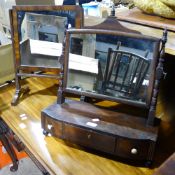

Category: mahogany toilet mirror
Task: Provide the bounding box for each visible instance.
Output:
[41,26,167,165]
[10,5,83,105]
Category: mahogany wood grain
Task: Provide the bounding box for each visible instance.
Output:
[41,100,158,163]
[64,123,116,153]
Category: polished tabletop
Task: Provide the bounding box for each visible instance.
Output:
[0,77,175,175]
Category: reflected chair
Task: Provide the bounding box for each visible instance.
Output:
[102,47,150,100]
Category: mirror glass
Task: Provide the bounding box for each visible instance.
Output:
[66,30,160,105]
[17,10,77,68]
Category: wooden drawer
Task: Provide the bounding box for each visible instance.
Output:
[115,138,150,160]
[42,115,62,138]
[64,124,116,154]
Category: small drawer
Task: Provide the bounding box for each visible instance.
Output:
[42,115,62,138]
[64,124,116,154]
[115,138,150,160]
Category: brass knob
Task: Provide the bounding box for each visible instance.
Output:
[131,148,138,154]
[87,134,91,139]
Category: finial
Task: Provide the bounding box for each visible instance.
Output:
[110,3,115,17]
[76,0,79,5]
[162,28,168,45]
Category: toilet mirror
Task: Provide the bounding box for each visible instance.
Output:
[63,29,161,107]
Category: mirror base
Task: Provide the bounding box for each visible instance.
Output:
[41,100,159,165]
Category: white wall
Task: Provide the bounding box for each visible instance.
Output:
[0,0,16,32]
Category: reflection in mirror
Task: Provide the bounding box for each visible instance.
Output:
[10,6,83,106]
[66,31,159,105]
[18,10,77,68]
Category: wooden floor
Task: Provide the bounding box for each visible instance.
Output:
[0,77,175,175]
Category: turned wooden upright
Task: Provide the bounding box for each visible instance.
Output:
[0,118,18,171]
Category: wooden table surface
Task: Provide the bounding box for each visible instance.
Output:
[116,8,175,31]
[1,77,175,175]
[85,7,175,56]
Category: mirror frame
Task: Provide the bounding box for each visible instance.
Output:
[63,29,161,108]
[11,5,84,72]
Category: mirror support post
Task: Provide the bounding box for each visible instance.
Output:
[147,29,167,126]
[57,62,65,104]
[57,24,68,105]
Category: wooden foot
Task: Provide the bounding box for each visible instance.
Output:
[0,119,19,171]
[43,130,49,136]
[10,163,19,172]
[42,172,50,175]
[0,133,18,171]
[11,87,30,106]
[145,160,152,167]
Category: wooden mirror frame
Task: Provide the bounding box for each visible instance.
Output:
[61,29,160,108]
[58,28,168,126]
[10,5,84,105]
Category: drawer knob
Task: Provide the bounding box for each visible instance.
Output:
[87,134,91,139]
[131,148,138,154]
[47,124,53,130]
